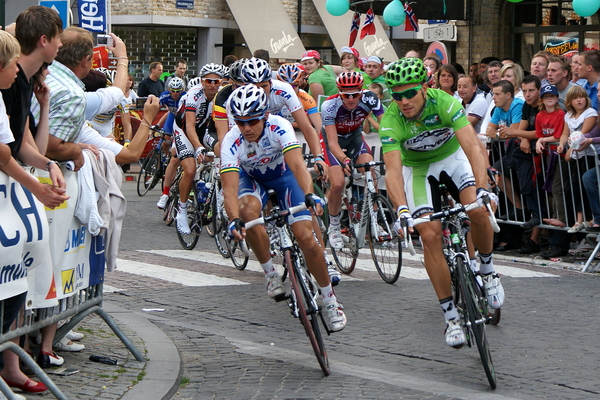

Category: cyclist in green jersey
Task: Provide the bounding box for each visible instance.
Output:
[378,58,505,348]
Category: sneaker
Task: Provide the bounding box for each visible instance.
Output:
[445,318,466,348]
[569,239,595,256]
[327,260,341,286]
[324,301,347,332]
[482,273,504,309]
[157,194,169,209]
[265,273,286,300]
[53,336,85,352]
[539,245,567,259]
[519,239,540,254]
[328,225,343,249]
[521,216,541,230]
[176,208,191,234]
[66,329,84,341]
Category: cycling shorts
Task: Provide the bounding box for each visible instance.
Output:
[403,147,475,218]
[173,124,194,161]
[238,168,311,225]
[201,129,219,152]
[321,129,372,167]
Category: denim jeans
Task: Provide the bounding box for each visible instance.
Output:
[582,167,600,225]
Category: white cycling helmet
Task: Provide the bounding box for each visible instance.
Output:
[168,76,185,91]
[240,57,271,84]
[188,77,202,88]
[228,58,248,83]
[229,84,268,117]
[94,67,113,83]
[200,63,225,77]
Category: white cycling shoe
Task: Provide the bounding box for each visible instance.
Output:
[324,301,346,332]
[266,273,286,300]
[157,194,169,209]
[328,225,343,249]
[445,319,466,348]
[176,208,191,234]
[482,273,504,309]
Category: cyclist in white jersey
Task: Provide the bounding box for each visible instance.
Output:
[222,84,346,332]
[170,63,224,234]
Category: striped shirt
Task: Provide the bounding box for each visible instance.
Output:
[31,61,87,142]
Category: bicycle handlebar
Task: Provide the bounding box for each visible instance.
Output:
[245,204,308,230]
[402,193,500,255]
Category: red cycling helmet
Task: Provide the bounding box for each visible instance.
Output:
[336,71,364,90]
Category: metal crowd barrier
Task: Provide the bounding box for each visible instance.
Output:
[488,137,600,272]
[0,278,144,400]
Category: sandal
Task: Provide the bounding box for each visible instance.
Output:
[568,222,585,233]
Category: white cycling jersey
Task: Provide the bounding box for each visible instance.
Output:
[225,80,303,127]
[220,114,301,180]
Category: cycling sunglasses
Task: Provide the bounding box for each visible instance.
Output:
[340,91,362,99]
[203,78,222,85]
[391,85,423,101]
[234,115,264,127]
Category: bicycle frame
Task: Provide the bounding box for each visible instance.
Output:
[344,163,380,248]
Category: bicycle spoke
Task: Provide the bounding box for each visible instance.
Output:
[368,194,402,284]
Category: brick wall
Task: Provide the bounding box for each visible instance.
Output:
[113,26,198,88]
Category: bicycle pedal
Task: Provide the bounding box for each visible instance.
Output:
[273,293,288,302]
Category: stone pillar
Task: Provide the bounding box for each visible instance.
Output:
[197,27,224,67]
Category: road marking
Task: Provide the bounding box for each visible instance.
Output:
[140,249,363,281]
[116,258,249,286]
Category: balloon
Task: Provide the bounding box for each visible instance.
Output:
[383,0,406,26]
[506,0,524,3]
[573,0,600,17]
[325,0,350,16]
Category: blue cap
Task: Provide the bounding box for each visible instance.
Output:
[540,84,559,97]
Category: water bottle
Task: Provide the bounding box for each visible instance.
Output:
[197,181,207,203]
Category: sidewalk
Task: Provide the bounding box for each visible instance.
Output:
[17,301,181,400]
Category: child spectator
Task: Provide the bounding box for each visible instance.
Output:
[535,84,569,227]
[363,82,386,134]
[563,85,597,233]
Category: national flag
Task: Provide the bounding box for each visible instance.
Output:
[360,8,376,40]
[404,2,419,32]
[349,12,361,47]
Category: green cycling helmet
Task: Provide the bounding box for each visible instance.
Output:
[385,57,428,88]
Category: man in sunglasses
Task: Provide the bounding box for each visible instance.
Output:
[379,58,504,349]
[222,84,347,333]
[161,64,225,231]
[321,71,385,250]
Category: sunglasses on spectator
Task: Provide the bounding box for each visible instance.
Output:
[203,78,222,84]
[340,91,362,99]
[234,115,264,127]
[391,85,423,101]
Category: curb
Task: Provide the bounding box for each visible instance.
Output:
[103,301,181,400]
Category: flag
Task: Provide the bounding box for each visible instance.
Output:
[360,8,376,40]
[404,2,419,32]
[349,12,360,47]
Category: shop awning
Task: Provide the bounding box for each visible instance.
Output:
[312,0,398,63]
[225,0,306,59]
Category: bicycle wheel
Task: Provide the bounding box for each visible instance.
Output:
[163,192,178,226]
[226,237,249,270]
[214,208,231,258]
[313,182,328,247]
[330,209,358,274]
[137,149,160,196]
[368,194,402,284]
[177,190,201,250]
[285,249,330,375]
[456,257,497,389]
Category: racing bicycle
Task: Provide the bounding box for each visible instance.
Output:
[137,127,171,197]
[245,202,331,375]
[403,189,501,389]
[330,160,401,284]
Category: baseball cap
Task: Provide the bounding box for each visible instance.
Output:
[540,84,559,97]
[366,56,383,66]
[301,50,321,62]
[341,46,360,59]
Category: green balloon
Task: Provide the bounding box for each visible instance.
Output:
[507,0,524,3]
[326,0,349,16]
[383,0,406,26]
